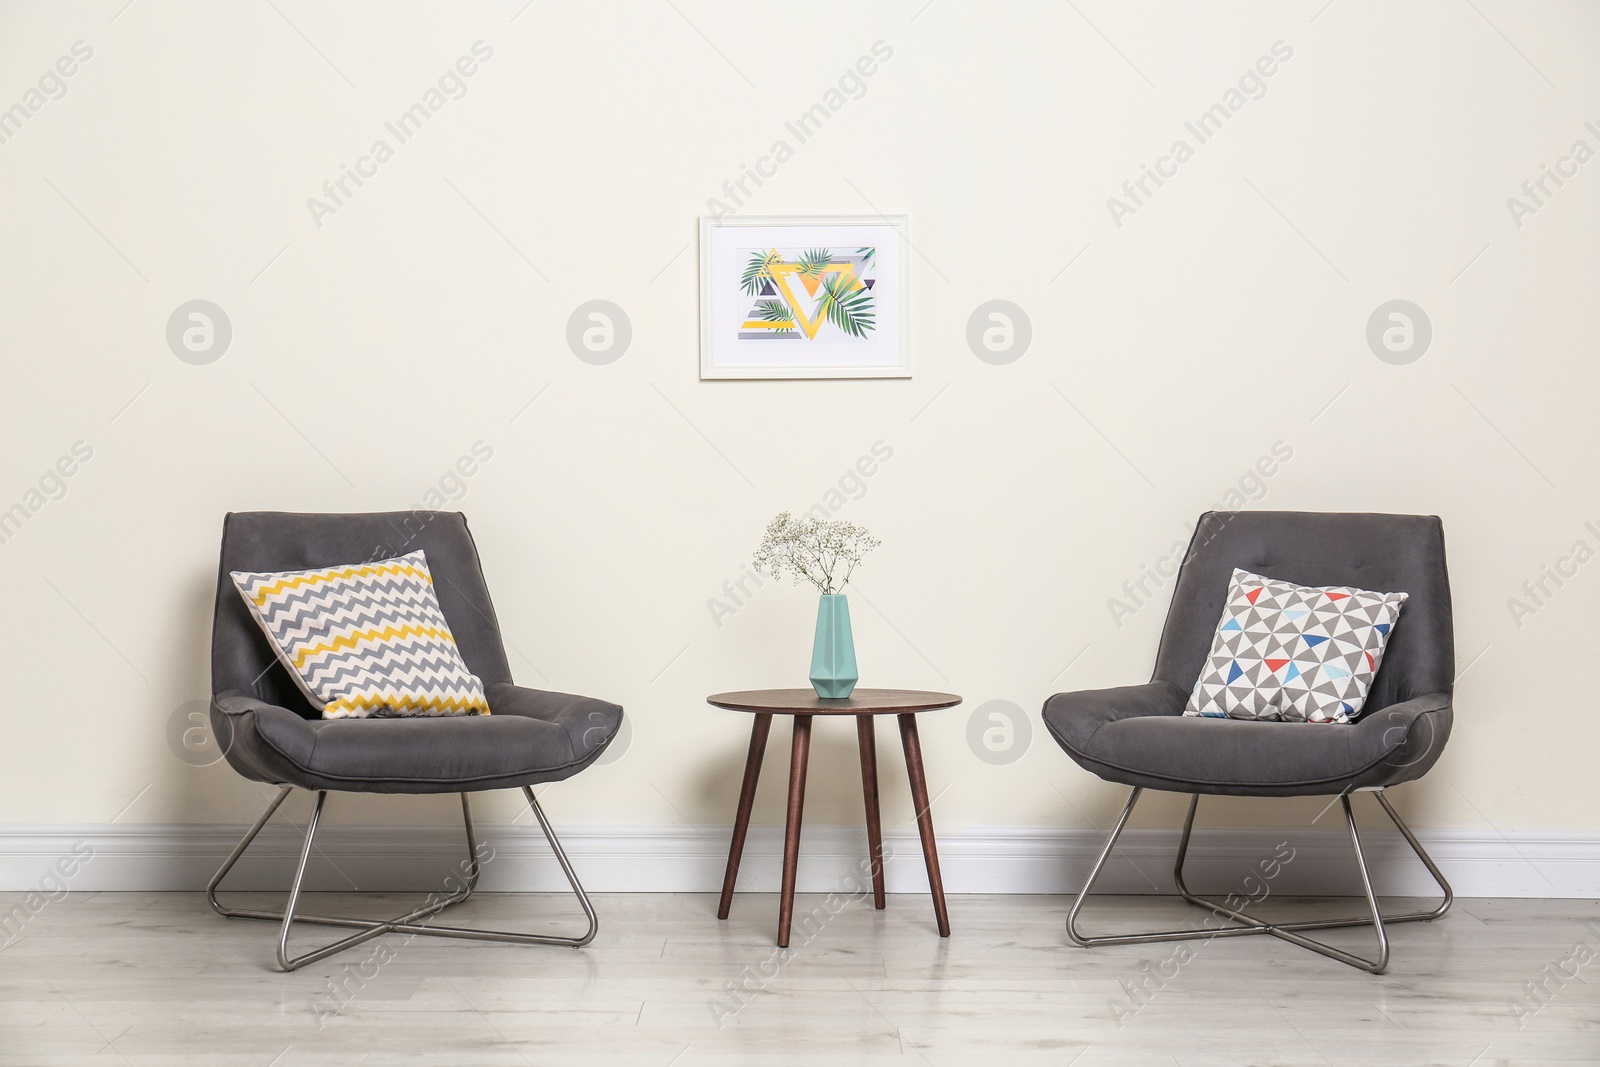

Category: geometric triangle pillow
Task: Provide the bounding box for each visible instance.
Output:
[229,550,489,720]
[1183,568,1406,724]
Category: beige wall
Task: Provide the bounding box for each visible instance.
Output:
[2,1,1597,839]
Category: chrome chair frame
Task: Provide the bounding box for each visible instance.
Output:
[1067,786,1451,974]
[208,785,598,972]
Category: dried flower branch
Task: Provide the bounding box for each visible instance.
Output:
[752,511,880,596]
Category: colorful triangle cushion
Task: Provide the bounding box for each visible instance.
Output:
[229,550,489,719]
[1183,568,1406,724]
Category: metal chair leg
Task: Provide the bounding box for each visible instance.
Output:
[277,791,392,970]
[1373,789,1453,922]
[207,785,292,917]
[1064,786,1452,973]
[1338,793,1389,973]
[1066,787,1151,946]
[210,785,598,971]
[519,786,599,947]
[458,791,483,899]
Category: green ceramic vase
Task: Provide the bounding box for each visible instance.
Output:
[809,594,858,699]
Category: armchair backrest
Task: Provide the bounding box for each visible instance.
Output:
[1152,512,1454,713]
[211,511,513,718]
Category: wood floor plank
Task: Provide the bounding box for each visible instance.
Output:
[2,892,1596,1064]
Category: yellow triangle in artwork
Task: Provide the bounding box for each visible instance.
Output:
[768,263,861,340]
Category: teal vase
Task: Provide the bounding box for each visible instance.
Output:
[809,594,859,699]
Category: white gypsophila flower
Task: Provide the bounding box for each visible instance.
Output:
[752,511,881,596]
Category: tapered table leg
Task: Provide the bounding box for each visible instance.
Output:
[718,713,773,920]
[777,714,813,948]
[898,713,950,937]
[856,715,886,909]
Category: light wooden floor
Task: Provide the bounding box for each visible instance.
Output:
[2,891,1597,1065]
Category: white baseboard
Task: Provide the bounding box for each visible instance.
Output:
[3,821,1597,898]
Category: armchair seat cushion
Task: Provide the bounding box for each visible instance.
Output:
[214,683,623,794]
[1042,685,1450,797]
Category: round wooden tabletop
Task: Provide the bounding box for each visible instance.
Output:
[706,688,963,715]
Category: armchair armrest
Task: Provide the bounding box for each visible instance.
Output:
[214,691,294,718]
[1041,681,1188,759]
[1350,691,1453,786]
[209,690,317,783]
[486,682,623,764]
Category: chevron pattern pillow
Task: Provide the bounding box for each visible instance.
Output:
[230,550,489,719]
[1183,568,1406,724]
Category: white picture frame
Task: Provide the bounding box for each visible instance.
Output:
[699,214,911,380]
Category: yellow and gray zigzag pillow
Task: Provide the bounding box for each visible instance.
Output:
[230,550,489,719]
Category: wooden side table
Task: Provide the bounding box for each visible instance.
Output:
[707,688,962,947]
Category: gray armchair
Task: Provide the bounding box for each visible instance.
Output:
[206,511,623,971]
[1042,511,1453,972]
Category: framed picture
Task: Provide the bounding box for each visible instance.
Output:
[699,214,910,379]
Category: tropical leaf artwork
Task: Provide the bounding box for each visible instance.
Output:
[740,249,782,295]
[752,299,795,333]
[736,247,877,342]
[819,272,874,338]
[795,248,833,278]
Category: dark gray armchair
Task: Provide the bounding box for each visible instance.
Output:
[206,511,623,970]
[1042,511,1453,973]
